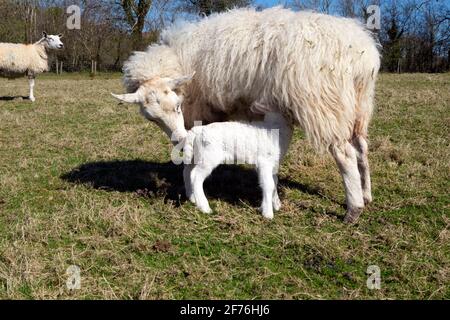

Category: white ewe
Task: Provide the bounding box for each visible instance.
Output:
[117,6,381,223]
[182,112,293,219]
[0,32,64,101]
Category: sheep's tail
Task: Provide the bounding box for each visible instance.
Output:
[183,131,196,165]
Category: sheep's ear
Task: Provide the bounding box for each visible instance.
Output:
[167,72,195,90]
[42,31,48,38]
[111,92,141,104]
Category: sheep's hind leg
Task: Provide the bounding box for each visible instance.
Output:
[352,136,372,205]
[258,164,275,219]
[28,73,35,102]
[191,164,214,214]
[331,142,365,224]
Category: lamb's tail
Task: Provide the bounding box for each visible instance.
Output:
[183,131,196,165]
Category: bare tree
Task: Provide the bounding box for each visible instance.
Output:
[181,0,252,16]
[118,0,153,50]
[1,0,448,73]
[289,0,333,13]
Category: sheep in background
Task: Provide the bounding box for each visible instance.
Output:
[183,112,293,219]
[0,32,64,102]
[120,6,381,223]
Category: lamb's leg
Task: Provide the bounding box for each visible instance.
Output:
[191,164,214,214]
[258,164,275,219]
[272,174,281,211]
[28,73,35,102]
[183,164,195,203]
[352,136,372,205]
[331,142,365,224]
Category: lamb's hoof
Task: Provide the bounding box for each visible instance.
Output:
[198,206,212,214]
[344,207,363,224]
[273,199,281,211]
[189,195,196,204]
[262,213,274,220]
[29,96,35,102]
[363,194,373,206]
[261,208,274,220]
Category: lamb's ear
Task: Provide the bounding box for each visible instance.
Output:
[111,92,141,104]
[42,31,48,38]
[58,34,63,38]
[167,72,195,90]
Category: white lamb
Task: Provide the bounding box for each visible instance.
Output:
[182,112,293,219]
[112,79,292,219]
[0,32,64,102]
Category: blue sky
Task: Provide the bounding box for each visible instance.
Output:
[254,0,282,8]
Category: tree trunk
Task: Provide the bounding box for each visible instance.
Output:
[120,0,153,50]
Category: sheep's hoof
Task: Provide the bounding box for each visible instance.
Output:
[344,207,363,224]
[188,194,196,204]
[29,96,35,102]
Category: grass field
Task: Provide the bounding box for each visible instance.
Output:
[0,72,448,299]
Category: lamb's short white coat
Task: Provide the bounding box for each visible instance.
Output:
[182,112,293,219]
[0,33,63,101]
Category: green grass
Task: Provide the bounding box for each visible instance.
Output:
[0,72,448,299]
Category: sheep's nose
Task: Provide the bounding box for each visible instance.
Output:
[59,44,64,49]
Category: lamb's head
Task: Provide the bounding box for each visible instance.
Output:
[41,32,64,50]
[112,75,194,142]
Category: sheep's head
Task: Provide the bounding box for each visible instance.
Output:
[42,32,64,50]
[112,75,194,143]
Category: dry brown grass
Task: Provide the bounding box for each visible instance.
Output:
[0,72,448,299]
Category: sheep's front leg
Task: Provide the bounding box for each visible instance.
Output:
[331,142,365,223]
[183,164,195,203]
[258,164,275,219]
[28,73,36,102]
[272,174,281,211]
[191,164,213,214]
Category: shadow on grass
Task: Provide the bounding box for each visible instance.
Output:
[61,160,332,208]
[0,96,30,101]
